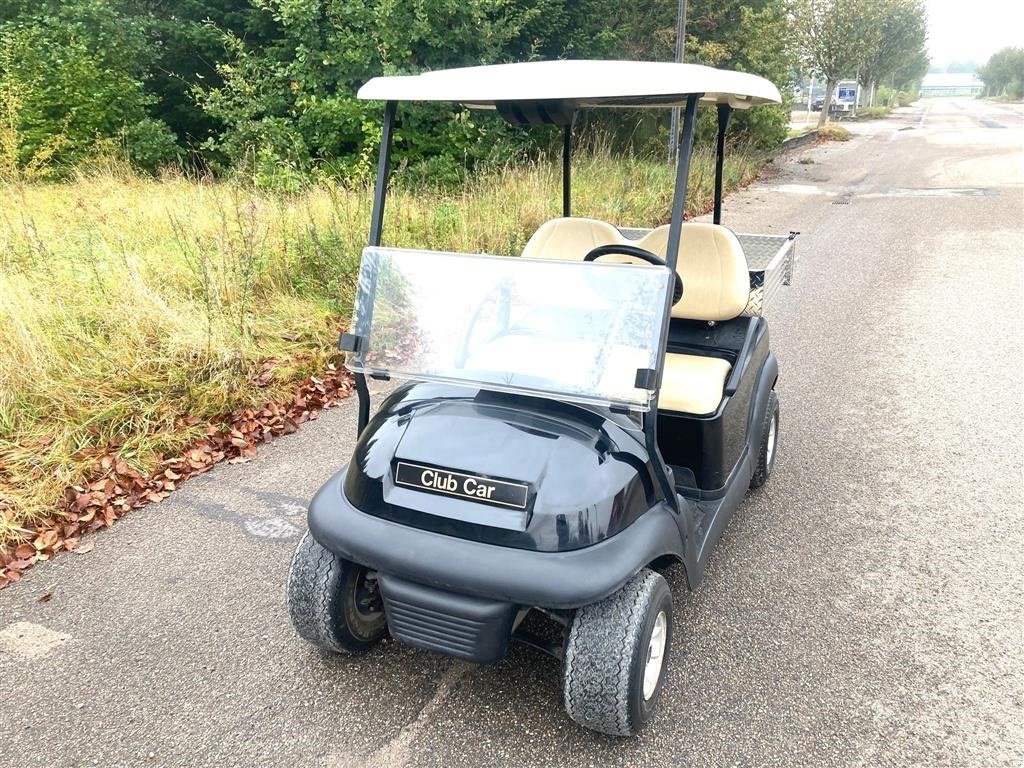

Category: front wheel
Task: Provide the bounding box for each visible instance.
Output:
[749,390,780,489]
[562,569,673,736]
[287,531,387,653]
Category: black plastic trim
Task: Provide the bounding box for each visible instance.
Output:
[338,332,362,353]
[308,469,686,610]
[378,574,517,663]
[724,316,759,396]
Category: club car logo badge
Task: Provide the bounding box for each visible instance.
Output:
[394,461,529,510]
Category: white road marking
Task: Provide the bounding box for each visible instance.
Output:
[243,516,301,539]
[769,184,989,199]
[858,187,990,198]
[0,621,71,660]
[279,501,307,517]
[769,183,828,196]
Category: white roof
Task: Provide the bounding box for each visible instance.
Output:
[358,60,782,110]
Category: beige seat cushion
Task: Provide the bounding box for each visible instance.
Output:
[635,223,750,322]
[521,217,625,261]
[660,353,732,415]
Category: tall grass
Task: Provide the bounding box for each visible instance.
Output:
[0,146,764,544]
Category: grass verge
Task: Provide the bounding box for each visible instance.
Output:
[0,145,766,555]
[816,124,852,141]
[855,106,892,120]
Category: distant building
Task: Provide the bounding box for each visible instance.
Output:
[919,73,984,97]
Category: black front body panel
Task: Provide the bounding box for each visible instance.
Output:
[344,384,657,552]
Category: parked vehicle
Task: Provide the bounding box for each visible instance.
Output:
[813,81,859,113]
[286,59,795,736]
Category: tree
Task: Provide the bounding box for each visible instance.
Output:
[198,0,575,183]
[979,47,1024,100]
[134,1,279,153]
[0,0,178,174]
[856,0,927,106]
[795,0,880,126]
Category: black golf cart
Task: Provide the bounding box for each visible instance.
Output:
[287,60,796,736]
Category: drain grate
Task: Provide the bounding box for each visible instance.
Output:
[832,198,851,205]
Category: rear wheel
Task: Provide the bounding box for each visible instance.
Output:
[750,390,779,489]
[562,569,673,736]
[287,531,387,653]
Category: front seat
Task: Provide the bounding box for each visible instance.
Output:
[521,217,625,261]
[522,218,749,416]
[635,223,750,415]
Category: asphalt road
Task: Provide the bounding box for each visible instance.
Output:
[2,98,1022,768]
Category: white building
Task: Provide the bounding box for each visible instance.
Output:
[919,73,984,97]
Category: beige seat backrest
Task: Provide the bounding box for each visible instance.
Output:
[635,223,750,322]
[521,217,626,261]
[522,218,749,323]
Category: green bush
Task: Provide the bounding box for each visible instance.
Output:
[857,106,891,119]
[0,0,178,176]
[1,0,799,178]
[876,85,917,108]
[979,47,1024,100]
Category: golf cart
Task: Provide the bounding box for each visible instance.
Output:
[287,60,796,736]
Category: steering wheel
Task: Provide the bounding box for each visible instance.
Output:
[583,244,683,305]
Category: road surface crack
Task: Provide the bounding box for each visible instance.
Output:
[325,661,472,768]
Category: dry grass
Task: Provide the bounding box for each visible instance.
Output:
[0,146,765,545]
[817,124,852,142]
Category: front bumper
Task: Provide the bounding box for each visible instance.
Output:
[307,468,685,610]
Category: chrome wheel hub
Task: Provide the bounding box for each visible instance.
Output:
[643,611,668,700]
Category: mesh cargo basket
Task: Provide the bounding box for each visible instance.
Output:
[735,233,797,316]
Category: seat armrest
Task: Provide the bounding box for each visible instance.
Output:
[723,317,759,396]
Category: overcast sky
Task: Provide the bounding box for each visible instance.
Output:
[926,0,1024,66]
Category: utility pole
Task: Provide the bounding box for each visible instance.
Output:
[667,0,687,163]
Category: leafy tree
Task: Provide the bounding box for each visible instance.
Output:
[795,0,880,126]
[198,0,571,183]
[135,1,279,153]
[560,0,794,149]
[0,0,178,174]
[1,0,804,177]
[979,47,1024,100]
[856,0,927,105]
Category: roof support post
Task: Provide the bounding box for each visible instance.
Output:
[354,99,397,435]
[642,93,701,516]
[561,113,576,217]
[665,94,701,272]
[713,104,732,225]
[368,100,397,247]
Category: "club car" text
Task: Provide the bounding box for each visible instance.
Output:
[420,468,497,499]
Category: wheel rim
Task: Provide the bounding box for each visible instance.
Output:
[766,411,778,467]
[643,611,668,700]
[352,569,382,621]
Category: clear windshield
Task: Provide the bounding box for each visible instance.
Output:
[346,247,672,410]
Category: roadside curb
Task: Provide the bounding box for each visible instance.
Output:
[781,130,820,151]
